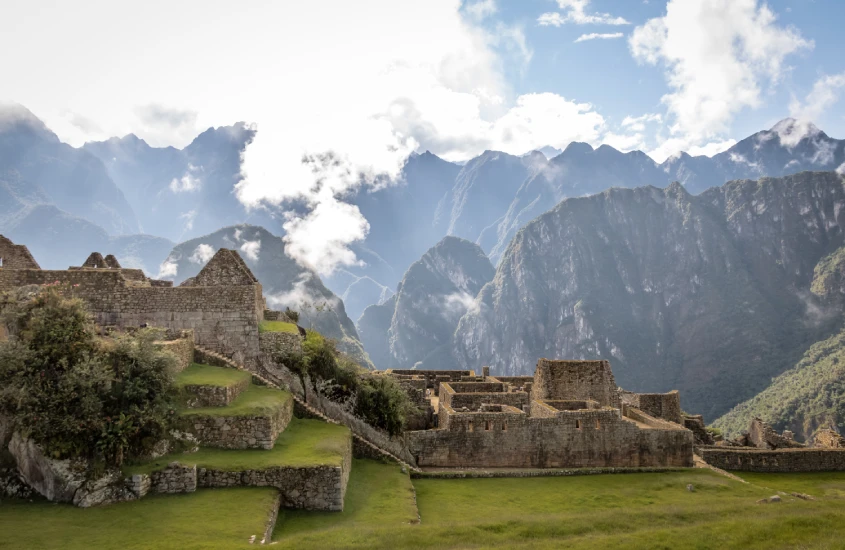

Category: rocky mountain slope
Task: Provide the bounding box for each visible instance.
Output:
[712,327,845,441]
[454,171,845,419]
[357,236,494,370]
[159,225,371,367]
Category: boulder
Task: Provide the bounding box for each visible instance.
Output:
[8,432,135,507]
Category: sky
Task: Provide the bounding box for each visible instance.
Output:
[2,0,845,274]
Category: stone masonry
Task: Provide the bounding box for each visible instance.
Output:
[181,396,293,450]
[0,238,265,366]
[405,359,693,469]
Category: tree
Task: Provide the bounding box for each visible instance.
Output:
[0,286,177,466]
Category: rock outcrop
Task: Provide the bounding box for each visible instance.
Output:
[454,172,845,419]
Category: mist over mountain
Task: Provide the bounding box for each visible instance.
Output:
[356,236,494,371]
[0,103,139,235]
[158,224,371,367]
[83,123,279,242]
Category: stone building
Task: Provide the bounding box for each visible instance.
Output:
[401,359,694,469]
[0,236,264,365]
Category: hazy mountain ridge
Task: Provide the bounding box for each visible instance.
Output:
[453,171,845,419]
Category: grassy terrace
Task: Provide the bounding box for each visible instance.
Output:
[6,461,845,549]
[259,320,299,334]
[0,487,278,550]
[272,466,845,549]
[124,418,349,476]
[175,363,252,388]
[179,384,291,418]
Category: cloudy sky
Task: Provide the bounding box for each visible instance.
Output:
[2,0,844,273]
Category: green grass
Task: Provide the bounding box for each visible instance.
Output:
[175,363,252,388]
[259,320,299,334]
[179,384,291,418]
[124,418,349,476]
[270,467,845,550]
[0,487,278,550]
[733,471,845,498]
[273,459,418,544]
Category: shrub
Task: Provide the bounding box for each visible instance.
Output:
[355,375,413,437]
[284,307,300,323]
[0,286,177,466]
[279,329,412,435]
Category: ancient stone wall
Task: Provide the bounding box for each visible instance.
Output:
[748,418,805,449]
[149,462,197,494]
[0,236,40,269]
[259,332,303,357]
[188,249,257,287]
[620,391,682,424]
[0,269,264,364]
[181,397,292,450]
[532,360,620,408]
[182,377,250,408]
[814,429,845,449]
[699,448,845,472]
[408,403,692,469]
[82,252,106,268]
[156,330,194,373]
[683,414,715,445]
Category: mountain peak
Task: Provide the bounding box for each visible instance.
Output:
[0,102,58,142]
[562,142,594,155]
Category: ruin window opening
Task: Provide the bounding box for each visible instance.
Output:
[502,422,507,431]
[0,257,3,267]
[468,421,474,432]
[595,419,601,430]
[485,420,492,431]
[575,419,581,429]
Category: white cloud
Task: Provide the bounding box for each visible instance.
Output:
[239,239,261,261]
[621,113,662,132]
[2,1,608,275]
[442,291,480,316]
[837,163,845,176]
[465,0,496,19]
[189,243,215,264]
[169,172,201,193]
[156,257,178,279]
[538,0,631,26]
[686,139,737,157]
[574,32,624,43]
[602,131,645,152]
[179,210,197,233]
[630,0,811,161]
[789,72,845,123]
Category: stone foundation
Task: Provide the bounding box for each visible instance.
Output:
[699,447,845,472]
[182,397,292,450]
[150,462,197,493]
[260,331,303,357]
[182,378,250,408]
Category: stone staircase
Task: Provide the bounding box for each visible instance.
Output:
[194,346,421,473]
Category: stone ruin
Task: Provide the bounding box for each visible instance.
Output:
[398,359,694,469]
[0,236,265,366]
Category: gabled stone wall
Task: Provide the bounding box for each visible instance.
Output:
[0,236,40,269]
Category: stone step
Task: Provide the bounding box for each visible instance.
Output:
[179,383,293,450]
[193,345,421,472]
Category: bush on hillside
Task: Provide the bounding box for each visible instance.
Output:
[279,329,412,435]
[0,286,177,466]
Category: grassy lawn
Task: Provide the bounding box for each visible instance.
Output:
[179,384,291,418]
[732,470,845,498]
[269,467,845,550]
[273,459,419,546]
[175,363,251,388]
[124,418,349,476]
[0,487,278,550]
[259,320,299,334]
